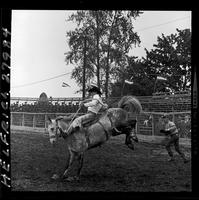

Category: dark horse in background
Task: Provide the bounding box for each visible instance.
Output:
[47,96,142,181]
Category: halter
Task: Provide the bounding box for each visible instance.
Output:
[49,120,60,139]
[55,119,67,139]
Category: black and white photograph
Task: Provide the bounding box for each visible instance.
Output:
[2,9,195,195]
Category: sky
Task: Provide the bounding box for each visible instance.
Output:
[10,10,191,98]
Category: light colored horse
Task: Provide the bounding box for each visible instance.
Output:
[47,96,142,181]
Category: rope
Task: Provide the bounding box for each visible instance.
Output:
[66,106,82,133]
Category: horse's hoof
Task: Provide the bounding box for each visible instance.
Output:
[73,176,80,181]
[51,174,60,180]
[131,136,139,143]
[65,176,75,182]
[127,144,135,150]
[64,176,79,182]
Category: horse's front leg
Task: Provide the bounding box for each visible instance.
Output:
[125,134,135,150]
[75,153,84,180]
[63,151,83,182]
[62,149,75,179]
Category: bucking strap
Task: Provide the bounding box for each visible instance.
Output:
[97,121,109,141]
[84,128,91,147]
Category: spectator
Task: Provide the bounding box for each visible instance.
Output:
[160,114,189,163]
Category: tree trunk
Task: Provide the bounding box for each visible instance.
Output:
[96,12,100,90]
[82,37,87,99]
[105,11,118,98]
[182,75,187,91]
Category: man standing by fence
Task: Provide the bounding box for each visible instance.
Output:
[160,114,189,163]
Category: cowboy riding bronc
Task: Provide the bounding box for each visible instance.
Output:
[57,83,108,135]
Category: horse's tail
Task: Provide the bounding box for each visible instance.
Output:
[118,96,142,114]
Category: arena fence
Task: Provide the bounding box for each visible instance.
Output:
[11,111,191,139]
[137,111,191,138]
[10,93,191,113]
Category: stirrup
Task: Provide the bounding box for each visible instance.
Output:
[131,135,139,143]
[168,157,175,162]
[183,158,189,163]
[113,127,122,134]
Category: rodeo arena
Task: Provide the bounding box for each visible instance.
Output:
[6,10,193,195]
[10,91,191,192]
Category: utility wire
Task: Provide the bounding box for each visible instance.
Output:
[136,16,191,32]
[12,72,71,89]
[12,16,191,89]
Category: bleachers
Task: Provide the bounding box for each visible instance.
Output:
[10,93,191,114]
[10,101,89,114]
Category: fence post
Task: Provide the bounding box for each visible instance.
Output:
[11,112,13,126]
[136,116,138,134]
[22,113,24,126]
[172,102,175,122]
[33,114,36,128]
[151,114,154,136]
[44,114,47,130]
[173,113,175,123]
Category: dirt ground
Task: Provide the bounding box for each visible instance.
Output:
[11,130,191,192]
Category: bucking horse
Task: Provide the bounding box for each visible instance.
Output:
[47,96,142,181]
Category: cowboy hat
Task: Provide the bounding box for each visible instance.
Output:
[161,113,169,118]
[88,83,102,95]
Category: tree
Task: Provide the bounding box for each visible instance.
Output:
[66,11,110,95]
[100,11,142,98]
[110,58,154,96]
[110,28,191,96]
[65,10,142,98]
[143,28,191,93]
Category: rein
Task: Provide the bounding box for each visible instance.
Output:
[66,106,82,133]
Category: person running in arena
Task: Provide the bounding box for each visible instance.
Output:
[160,114,189,163]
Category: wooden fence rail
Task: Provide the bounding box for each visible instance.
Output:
[11,111,191,139]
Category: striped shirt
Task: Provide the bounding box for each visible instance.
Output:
[165,121,178,135]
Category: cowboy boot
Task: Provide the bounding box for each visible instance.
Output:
[183,158,189,163]
[168,157,175,162]
[131,135,139,143]
[182,155,189,163]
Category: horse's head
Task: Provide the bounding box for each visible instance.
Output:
[47,117,59,145]
[47,116,72,144]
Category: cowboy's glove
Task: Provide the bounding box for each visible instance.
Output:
[103,103,108,109]
[79,101,84,108]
